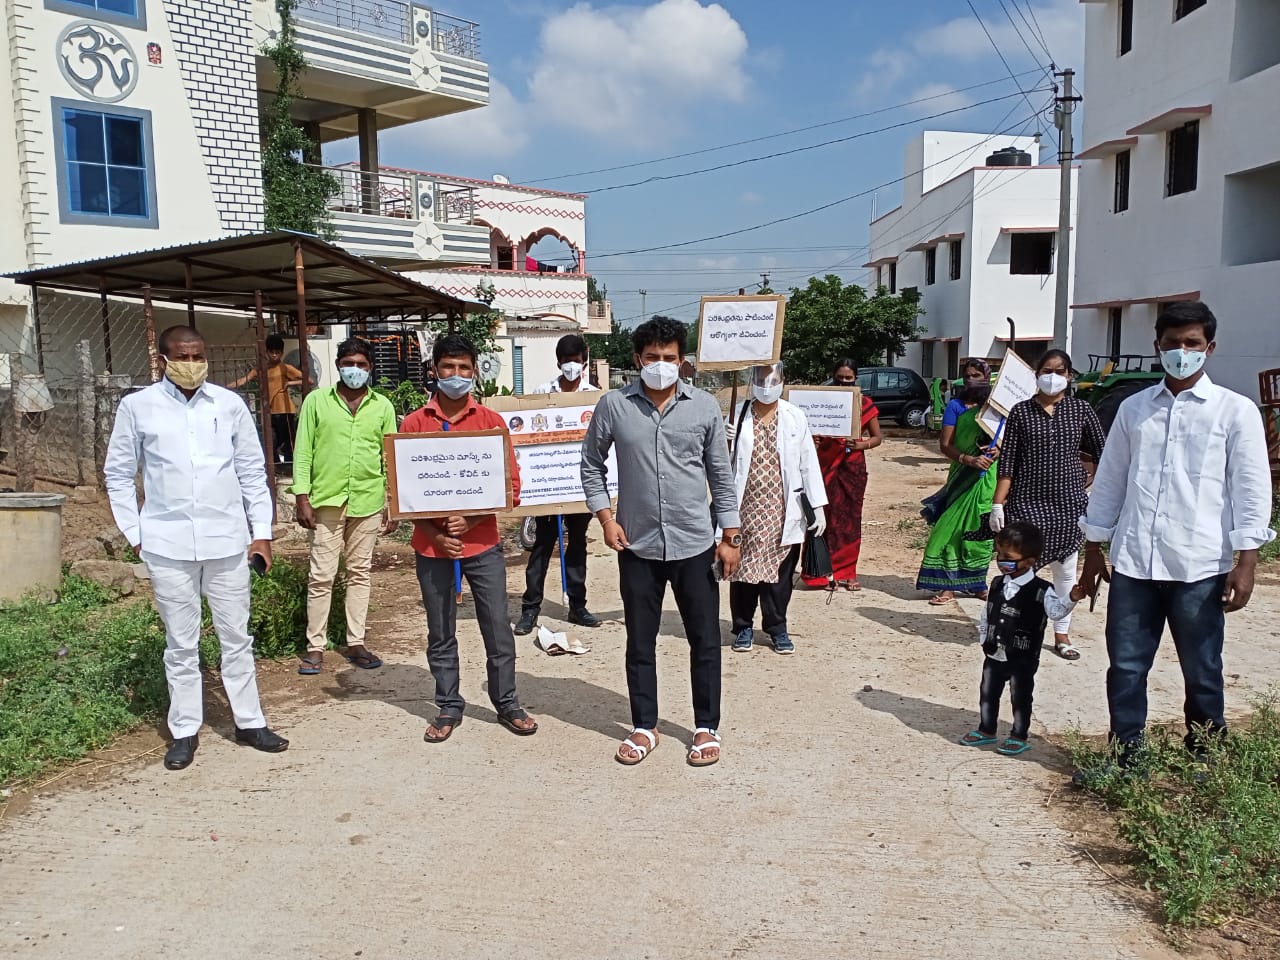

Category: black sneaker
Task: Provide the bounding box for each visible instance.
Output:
[514,611,538,636]
[568,608,602,628]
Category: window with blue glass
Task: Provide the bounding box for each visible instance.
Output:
[53,99,157,227]
[45,0,145,29]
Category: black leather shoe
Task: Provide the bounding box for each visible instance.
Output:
[514,611,538,636]
[235,726,289,753]
[568,608,602,628]
[164,735,198,770]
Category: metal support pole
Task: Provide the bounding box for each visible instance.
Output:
[255,290,278,504]
[1053,67,1077,352]
[293,240,312,398]
[142,283,160,382]
[728,287,743,423]
[184,261,197,329]
[30,285,44,374]
[98,277,113,374]
[75,340,98,489]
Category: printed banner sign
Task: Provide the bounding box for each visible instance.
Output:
[782,385,862,438]
[695,295,786,371]
[485,392,618,517]
[979,349,1038,438]
[385,429,513,520]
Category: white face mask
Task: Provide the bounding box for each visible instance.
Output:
[560,361,584,382]
[1036,372,1068,396]
[1160,347,1208,380]
[640,360,679,390]
[752,383,783,405]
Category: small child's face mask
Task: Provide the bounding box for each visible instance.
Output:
[996,552,1034,576]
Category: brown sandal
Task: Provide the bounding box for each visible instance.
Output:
[424,715,462,743]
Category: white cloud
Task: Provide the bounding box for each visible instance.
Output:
[695,255,739,269]
[380,80,530,161]
[905,82,975,115]
[739,190,761,205]
[527,0,750,138]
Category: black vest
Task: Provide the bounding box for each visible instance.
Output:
[982,575,1051,655]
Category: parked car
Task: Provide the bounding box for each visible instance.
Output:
[853,366,932,427]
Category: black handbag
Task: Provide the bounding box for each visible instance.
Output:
[799,493,833,582]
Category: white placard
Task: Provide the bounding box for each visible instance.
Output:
[696,296,786,369]
[987,349,1037,416]
[979,404,1006,440]
[514,441,619,511]
[389,432,509,517]
[785,387,858,438]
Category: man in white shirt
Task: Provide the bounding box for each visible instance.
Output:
[105,325,289,771]
[1080,301,1275,766]
[516,335,602,634]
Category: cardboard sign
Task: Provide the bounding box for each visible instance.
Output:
[695,295,786,371]
[979,349,1038,439]
[384,429,513,520]
[484,392,618,517]
[783,385,862,438]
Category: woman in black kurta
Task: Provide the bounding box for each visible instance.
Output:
[990,349,1105,660]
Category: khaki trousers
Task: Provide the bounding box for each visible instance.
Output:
[307,505,381,652]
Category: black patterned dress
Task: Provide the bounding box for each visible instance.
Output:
[996,396,1106,564]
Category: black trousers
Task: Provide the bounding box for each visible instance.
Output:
[978,649,1040,741]
[618,545,721,731]
[271,412,297,465]
[521,514,590,615]
[729,545,800,639]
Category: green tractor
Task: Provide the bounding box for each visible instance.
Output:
[1074,354,1163,432]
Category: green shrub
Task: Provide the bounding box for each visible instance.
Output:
[246,557,346,658]
[1071,693,1280,927]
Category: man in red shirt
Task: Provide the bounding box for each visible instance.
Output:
[400,334,537,744]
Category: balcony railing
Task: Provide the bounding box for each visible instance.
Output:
[316,164,476,223]
[292,0,481,58]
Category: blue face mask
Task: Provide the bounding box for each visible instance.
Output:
[437,375,473,400]
[996,559,1020,574]
[339,365,370,389]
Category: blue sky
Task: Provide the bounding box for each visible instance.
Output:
[373,0,1085,325]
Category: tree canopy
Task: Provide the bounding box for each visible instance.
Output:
[780,275,923,383]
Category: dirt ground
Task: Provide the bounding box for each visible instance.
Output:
[5,435,1280,959]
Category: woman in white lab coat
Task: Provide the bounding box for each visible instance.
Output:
[724,363,827,655]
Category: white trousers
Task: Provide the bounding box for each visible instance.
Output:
[144,551,267,739]
[1049,550,1079,635]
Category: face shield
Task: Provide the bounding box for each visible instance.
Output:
[750,362,785,388]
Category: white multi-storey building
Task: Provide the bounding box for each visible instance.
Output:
[866,131,1076,379]
[1072,0,1280,397]
[0,0,606,391]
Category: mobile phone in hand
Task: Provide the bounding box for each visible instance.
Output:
[712,557,725,581]
[250,553,268,576]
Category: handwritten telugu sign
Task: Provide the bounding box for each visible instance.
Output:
[784,385,861,438]
[485,393,618,516]
[979,349,1038,439]
[384,429,512,520]
[695,295,787,371]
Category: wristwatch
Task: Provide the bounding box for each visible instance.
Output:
[723,533,743,547]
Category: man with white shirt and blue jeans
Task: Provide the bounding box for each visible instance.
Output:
[105,325,288,771]
[1080,301,1275,769]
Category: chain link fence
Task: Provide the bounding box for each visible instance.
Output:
[0,289,269,492]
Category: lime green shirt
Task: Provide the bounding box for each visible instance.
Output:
[290,387,398,517]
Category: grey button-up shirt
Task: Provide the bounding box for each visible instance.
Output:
[581,379,740,562]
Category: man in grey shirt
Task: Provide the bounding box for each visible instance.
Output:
[582,316,741,768]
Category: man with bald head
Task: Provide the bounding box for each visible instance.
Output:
[105,325,288,770]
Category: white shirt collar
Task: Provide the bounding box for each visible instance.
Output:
[1002,568,1035,598]
[1156,372,1214,402]
[160,376,211,404]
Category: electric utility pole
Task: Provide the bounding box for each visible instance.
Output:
[1053,67,1080,352]
[639,288,647,323]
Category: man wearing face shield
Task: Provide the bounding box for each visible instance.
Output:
[291,338,399,677]
[104,325,288,771]
[723,363,827,654]
[582,316,741,767]
[517,335,602,634]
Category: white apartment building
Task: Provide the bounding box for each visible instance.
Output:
[1073,0,1280,398]
[0,0,605,394]
[866,131,1077,379]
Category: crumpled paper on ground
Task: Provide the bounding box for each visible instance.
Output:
[534,624,590,656]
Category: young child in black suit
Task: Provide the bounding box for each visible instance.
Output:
[960,521,1088,755]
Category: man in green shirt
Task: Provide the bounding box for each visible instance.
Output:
[291,337,398,675]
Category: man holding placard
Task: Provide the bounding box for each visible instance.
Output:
[515,334,602,635]
[582,317,741,768]
[400,334,537,744]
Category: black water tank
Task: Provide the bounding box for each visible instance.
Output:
[987,146,1032,166]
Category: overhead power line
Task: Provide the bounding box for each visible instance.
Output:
[965,0,1041,119]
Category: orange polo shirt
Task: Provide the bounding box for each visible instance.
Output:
[400,394,521,559]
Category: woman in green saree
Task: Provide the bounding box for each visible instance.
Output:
[917,364,998,603]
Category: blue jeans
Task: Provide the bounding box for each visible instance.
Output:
[1105,572,1228,752]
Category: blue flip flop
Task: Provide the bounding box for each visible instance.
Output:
[344,649,383,670]
[959,730,998,747]
[997,737,1032,756]
[297,653,322,676]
